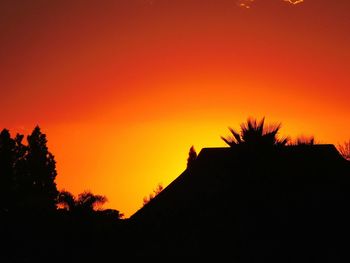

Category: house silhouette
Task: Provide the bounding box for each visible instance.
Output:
[129,145,350,261]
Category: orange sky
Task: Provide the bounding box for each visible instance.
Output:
[1,0,349,217]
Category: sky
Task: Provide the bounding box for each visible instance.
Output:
[1,0,349,217]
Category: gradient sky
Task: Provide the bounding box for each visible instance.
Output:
[1,0,349,217]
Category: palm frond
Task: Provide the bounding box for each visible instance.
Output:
[77,191,107,210]
[57,190,75,211]
[221,136,236,147]
[229,127,242,144]
[276,136,290,146]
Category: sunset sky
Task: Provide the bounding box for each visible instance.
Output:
[1,0,349,217]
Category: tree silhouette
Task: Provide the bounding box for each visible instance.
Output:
[0,126,125,219]
[76,191,107,212]
[0,130,29,212]
[0,129,16,212]
[58,190,108,213]
[187,146,197,168]
[24,126,58,211]
[13,133,28,192]
[221,117,289,148]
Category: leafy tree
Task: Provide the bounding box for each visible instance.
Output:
[13,134,28,185]
[0,126,120,217]
[0,129,16,212]
[25,126,58,211]
[221,117,289,148]
[187,146,197,168]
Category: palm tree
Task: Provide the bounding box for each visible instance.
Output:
[221,117,289,148]
[76,191,107,211]
[57,190,107,212]
[57,190,124,219]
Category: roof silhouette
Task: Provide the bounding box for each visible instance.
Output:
[129,144,350,260]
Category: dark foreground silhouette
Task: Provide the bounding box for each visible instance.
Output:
[1,122,350,262]
[130,145,350,261]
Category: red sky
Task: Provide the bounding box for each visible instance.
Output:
[1,0,349,217]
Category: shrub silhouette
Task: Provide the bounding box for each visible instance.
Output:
[338,140,350,160]
[221,117,289,148]
[97,208,124,219]
[143,183,163,205]
[187,146,197,168]
[290,135,315,146]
